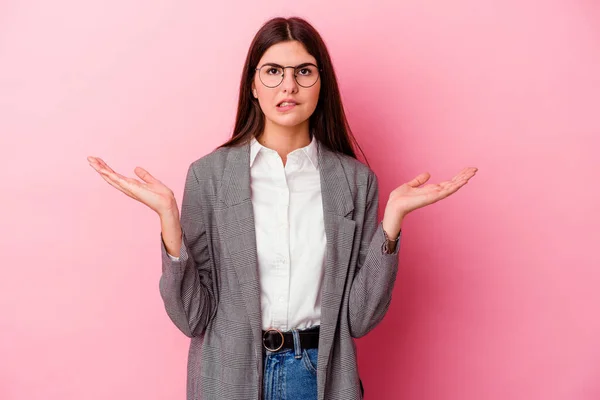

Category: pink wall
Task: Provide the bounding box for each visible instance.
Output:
[1,0,598,399]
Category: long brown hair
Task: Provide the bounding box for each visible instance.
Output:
[219,17,365,160]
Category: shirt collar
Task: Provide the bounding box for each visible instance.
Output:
[249,136,319,169]
[249,137,263,167]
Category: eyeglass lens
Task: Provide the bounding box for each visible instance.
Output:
[258,65,319,88]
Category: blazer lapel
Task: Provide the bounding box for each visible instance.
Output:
[214,143,263,359]
[316,144,357,393]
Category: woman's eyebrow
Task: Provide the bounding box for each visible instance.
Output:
[261,62,316,67]
[294,62,316,68]
[260,62,283,68]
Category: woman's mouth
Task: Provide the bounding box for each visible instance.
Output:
[276,101,297,112]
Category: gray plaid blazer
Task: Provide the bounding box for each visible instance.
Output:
[159,140,401,400]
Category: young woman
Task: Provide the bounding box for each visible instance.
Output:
[88,16,476,400]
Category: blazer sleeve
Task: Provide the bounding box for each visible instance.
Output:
[158,162,217,338]
[348,171,401,338]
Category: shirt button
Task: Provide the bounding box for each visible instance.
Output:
[279,296,285,303]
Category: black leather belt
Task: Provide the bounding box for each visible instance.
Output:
[262,326,320,352]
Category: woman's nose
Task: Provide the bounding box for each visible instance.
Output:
[281,70,298,92]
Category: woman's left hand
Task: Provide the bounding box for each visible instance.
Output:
[382,167,478,239]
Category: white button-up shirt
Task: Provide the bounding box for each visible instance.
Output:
[168,136,325,331]
[249,136,325,331]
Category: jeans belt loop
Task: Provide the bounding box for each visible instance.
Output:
[292,329,302,359]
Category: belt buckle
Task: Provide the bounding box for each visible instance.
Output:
[263,328,284,352]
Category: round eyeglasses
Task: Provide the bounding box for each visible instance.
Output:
[255,63,321,88]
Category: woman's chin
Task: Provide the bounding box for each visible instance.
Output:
[267,115,309,128]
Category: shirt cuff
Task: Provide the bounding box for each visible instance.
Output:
[382,225,401,255]
[167,252,180,261]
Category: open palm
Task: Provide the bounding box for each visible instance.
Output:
[87,156,176,215]
[388,167,478,216]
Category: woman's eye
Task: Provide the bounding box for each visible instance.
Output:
[297,68,311,75]
[267,68,281,75]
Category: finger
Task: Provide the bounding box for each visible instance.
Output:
[430,180,458,196]
[451,168,470,182]
[88,159,142,199]
[422,169,475,200]
[90,159,144,188]
[97,170,137,198]
[134,166,160,184]
[439,178,469,197]
[97,167,142,194]
[454,167,478,181]
[88,159,101,172]
[92,157,117,175]
[451,172,473,185]
[461,167,477,178]
[89,159,115,176]
[406,172,431,188]
[88,157,102,170]
[91,159,147,190]
[88,160,114,177]
[114,173,144,193]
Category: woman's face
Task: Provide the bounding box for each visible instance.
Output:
[252,40,321,130]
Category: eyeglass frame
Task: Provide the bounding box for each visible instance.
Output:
[254,62,323,88]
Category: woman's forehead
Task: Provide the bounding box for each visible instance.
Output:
[259,41,317,65]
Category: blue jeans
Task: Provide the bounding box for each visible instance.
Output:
[262,328,318,400]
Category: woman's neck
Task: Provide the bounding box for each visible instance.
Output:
[258,120,311,164]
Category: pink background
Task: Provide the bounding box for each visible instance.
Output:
[1,0,599,399]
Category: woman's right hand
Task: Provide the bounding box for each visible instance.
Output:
[87,156,178,216]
